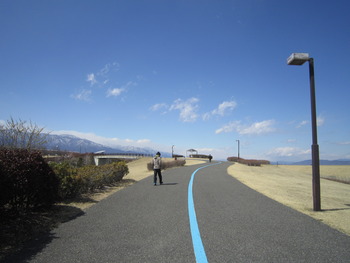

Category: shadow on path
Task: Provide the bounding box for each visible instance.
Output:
[160,183,178,186]
[0,205,84,262]
[322,207,350,212]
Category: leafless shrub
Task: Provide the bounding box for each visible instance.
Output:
[0,117,48,151]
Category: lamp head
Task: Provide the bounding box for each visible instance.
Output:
[287,53,310,65]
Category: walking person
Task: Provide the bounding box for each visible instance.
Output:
[152,152,163,186]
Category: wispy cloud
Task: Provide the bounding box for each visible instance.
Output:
[240,120,276,135]
[266,147,310,157]
[215,121,240,134]
[71,89,92,101]
[52,130,151,148]
[75,62,138,102]
[98,62,120,77]
[150,98,235,125]
[296,120,308,128]
[106,88,125,97]
[213,100,237,115]
[297,115,325,128]
[136,139,151,144]
[150,103,168,112]
[151,98,200,122]
[317,115,325,126]
[91,62,120,86]
[169,97,199,122]
[105,81,136,98]
[337,141,350,145]
[86,73,97,86]
[203,100,237,120]
[216,120,276,135]
[121,81,137,90]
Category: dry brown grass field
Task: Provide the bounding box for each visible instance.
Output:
[281,165,350,184]
[228,163,350,236]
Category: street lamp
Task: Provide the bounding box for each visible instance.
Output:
[287,53,321,211]
[172,145,175,158]
[236,140,240,161]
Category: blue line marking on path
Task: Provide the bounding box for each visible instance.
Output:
[188,162,222,263]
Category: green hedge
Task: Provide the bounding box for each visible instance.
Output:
[0,149,59,214]
[50,161,129,200]
[77,162,129,193]
[0,148,129,216]
[49,162,81,200]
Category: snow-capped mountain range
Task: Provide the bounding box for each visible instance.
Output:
[45,134,156,155]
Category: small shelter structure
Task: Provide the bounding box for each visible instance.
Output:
[186,149,198,157]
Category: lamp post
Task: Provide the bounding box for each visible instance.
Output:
[236,140,240,161]
[172,145,175,158]
[287,53,321,211]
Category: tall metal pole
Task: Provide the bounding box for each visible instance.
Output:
[308,58,321,211]
[236,140,240,161]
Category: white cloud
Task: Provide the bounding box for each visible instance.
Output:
[150,103,168,112]
[193,147,232,160]
[317,115,325,126]
[337,141,350,145]
[216,120,276,135]
[98,62,120,76]
[239,120,276,135]
[71,89,92,101]
[202,112,211,121]
[74,62,137,103]
[212,100,237,116]
[215,121,240,134]
[297,120,308,128]
[121,81,137,90]
[105,81,136,98]
[85,62,123,91]
[86,73,97,86]
[170,97,199,122]
[136,139,151,144]
[203,100,237,120]
[52,130,151,148]
[297,116,324,128]
[106,88,124,97]
[267,147,310,157]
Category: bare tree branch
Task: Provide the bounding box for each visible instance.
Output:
[0,117,49,150]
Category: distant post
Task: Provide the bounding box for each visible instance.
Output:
[236,140,240,161]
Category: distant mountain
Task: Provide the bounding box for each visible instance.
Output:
[270,161,294,165]
[45,134,156,155]
[292,159,350,165]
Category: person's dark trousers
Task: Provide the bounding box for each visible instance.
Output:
[153,169,163,184]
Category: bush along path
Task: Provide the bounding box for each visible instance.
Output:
[0,148,129,260]
[50,161,129,200]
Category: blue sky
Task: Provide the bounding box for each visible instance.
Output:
[1,0,349,161]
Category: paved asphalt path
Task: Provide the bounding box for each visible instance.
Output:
[6,162,350,262]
